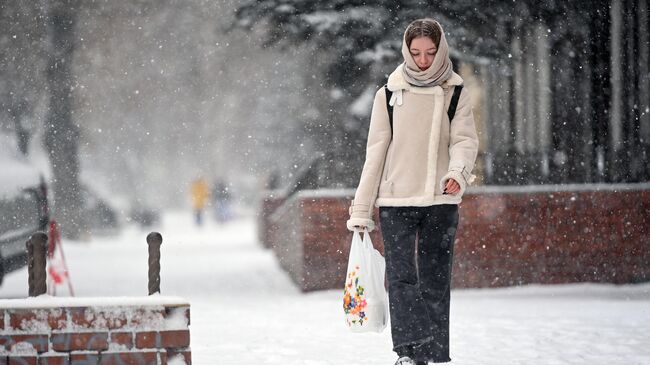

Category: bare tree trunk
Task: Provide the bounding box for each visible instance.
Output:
[609,0,624,181]
[579,36,595,183]
[512,24,529,185]
[639,0,650,180]
[589,1,611,183]
[44,0,85,239]
[624,0,640,181]
[11,100,31,155]
[535,23,551,181]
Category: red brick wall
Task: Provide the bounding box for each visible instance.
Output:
[456,189,650,287]
[0,303,191,365]
[261,186,650,291]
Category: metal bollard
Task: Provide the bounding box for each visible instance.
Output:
[146,232,163,295]
[26,232,48,297]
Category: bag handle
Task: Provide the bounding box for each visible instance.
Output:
[356,227,371,249]
[352,227,373,247]
[352,227,363,245]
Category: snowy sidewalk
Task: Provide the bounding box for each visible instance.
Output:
[1,211,649,364]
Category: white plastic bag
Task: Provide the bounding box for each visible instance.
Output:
[343,228,388,333]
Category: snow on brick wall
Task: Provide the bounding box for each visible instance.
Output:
[262,185,650,291]
[0,298,191,365]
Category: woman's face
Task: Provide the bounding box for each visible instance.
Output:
[409,36,437,71]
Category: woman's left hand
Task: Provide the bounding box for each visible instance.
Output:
[444,178,461,195]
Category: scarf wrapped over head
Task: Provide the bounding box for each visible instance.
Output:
[401,19,453,87]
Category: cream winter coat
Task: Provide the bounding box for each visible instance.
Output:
[346,65,479,231]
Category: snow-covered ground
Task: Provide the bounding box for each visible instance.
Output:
[1,211,649,365]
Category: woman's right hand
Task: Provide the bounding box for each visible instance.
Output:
[443,178,461,195]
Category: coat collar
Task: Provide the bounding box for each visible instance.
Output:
[387,64,463,92]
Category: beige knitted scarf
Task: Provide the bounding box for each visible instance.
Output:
[401,20,453,87]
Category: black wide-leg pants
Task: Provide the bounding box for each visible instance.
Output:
[379,204,459,363]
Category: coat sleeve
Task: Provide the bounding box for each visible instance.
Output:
[439,87,479,196]
[346,88,392,232]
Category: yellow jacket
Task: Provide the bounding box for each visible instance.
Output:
[191,179,210,209]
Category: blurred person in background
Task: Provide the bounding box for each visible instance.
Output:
[212,179,232,223]
[190,176,210,226]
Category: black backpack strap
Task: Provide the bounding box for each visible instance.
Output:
[384,85,393,137]
[447,85,463,122]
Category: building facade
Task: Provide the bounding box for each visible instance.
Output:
[461,0,649,185]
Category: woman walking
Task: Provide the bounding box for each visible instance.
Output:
[347,18,479,364]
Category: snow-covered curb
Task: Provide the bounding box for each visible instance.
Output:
[0,295,189,309]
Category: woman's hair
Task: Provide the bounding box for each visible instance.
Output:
[404,18,442,48]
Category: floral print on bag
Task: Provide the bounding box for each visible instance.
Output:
[343,265,368,326]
